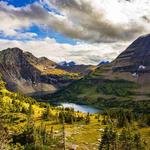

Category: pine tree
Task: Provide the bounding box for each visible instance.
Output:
[62,112,66,150]
[98,113,101,123]
[28,102,34,117]
[25,102,35,148]
[102,115,107,125]
[50,126,54,139]
[42,105,51,120]
[99,126,117,150]
[85,112,90,124]
[40,123,47,145]
[116,109,133,127]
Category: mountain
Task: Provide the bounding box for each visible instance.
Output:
[49,34,150,112]
[98,60,110,65]
[0,48,88,96]
[57,64,95,75]
[58,61,76,67]
[57,61,95,75]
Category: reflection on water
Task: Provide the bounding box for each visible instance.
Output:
[59,102,100,114]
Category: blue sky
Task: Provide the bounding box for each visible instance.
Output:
[4,0,38,7]
[1,0,77,45]
[0,0,149,64]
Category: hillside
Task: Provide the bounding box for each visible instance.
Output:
[0,76,85,149]
[49,34,150,113]
[0,48,92,96]
[0,76,150,150]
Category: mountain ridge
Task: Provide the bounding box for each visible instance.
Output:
[0,47,94,96]
[48,34,150,112]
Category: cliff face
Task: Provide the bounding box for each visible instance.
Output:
[0,48,79,96]
[97,34,150,99]
[0,48,41,82]
[113,34,150,73]
[0,48,54,95]
[0,47,95,96]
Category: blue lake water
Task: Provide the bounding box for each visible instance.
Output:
[58,102,100,114]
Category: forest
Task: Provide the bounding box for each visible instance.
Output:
[0,76,150,150]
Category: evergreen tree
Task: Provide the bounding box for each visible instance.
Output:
[99,126,117,150]
[28,103,34,117]
[85,112,90,124]
[102,115,107,125]
[50,126,54,139]
[42,105,51,120]
[116,109,133,127]
[119,128,133,150]
[133,133,145,150]
[98,113,101,123]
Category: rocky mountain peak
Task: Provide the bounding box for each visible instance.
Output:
[0,47,88,95]
[0,47,26,66]
[113,34,150,72]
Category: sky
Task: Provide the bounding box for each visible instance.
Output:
[0,0,150,65]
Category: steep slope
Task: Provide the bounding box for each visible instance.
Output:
[0,48,81,96]
[49,34,150,112]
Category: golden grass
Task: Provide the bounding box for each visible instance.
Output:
[33,64,79,76]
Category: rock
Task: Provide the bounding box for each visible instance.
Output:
[113,34,150,73]
[98,138,101,142]
[98,128,104,132]
[68,144,79,150]
[0,48,75,95]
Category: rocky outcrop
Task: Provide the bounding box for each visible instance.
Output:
[0,47,95,96]
[113,34,150,73]
[0,48,73,95]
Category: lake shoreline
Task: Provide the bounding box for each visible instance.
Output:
[55,102,101,114]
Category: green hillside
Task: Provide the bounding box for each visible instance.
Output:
[48,65,150,113]
[0,75,150,149]
[0,76,87,149]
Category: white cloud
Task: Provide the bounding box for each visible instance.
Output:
[0,0,150,64]
[47,0,150,42]
[0,2,32,37]
[0,38,129,65]
[0,0,150,41]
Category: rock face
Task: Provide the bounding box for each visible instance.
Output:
[0,48,80,96]
[100,34,150,96]
[113,34,150,73]
[0,48,40,83]
[0,48,56,95]
[0,47,95,96]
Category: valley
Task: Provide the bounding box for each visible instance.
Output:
[1,0,150,150]
[0,68,150,149]
[0,33,150,150]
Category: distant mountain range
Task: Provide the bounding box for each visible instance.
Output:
[48,34,150,112]
[0,48,94,96]
[57,61,95,75]
[58,61,76,67]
